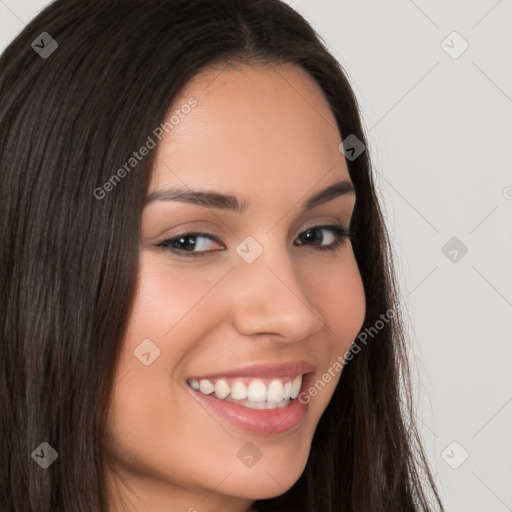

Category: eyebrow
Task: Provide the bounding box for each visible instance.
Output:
[144,179,355,214]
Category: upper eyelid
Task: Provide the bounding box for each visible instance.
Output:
[166,223,344,237]
[162,215,350,239]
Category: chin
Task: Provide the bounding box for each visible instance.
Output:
[225,451,308,500]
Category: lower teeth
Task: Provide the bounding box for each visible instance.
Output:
[192,388,293,409]
[223,395,292,409]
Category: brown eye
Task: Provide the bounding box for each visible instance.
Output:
[157,232,224,257]
[294,225,352,251]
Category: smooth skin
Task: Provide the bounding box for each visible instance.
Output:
[103,62,366,512]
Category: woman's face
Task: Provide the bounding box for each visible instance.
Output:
[104,62,366,512]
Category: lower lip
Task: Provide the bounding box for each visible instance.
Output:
[187,373,313,435]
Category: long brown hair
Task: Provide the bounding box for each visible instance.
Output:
[0,1,443,510]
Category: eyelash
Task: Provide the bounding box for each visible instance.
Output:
[156,224,353,258]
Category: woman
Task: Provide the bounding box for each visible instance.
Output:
[0,0,444,510]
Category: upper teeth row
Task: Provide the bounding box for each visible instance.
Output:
[187,375,303,403]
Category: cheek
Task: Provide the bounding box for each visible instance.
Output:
[299,255,366,404]
[123,252,228,356]
[104,255,229,488]
[333,265,366,346]
[305,254,366,352]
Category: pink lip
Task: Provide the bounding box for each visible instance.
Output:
[185,371,316,435]
[189,360,316,380]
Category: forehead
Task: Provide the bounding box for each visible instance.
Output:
[149,62,350,198]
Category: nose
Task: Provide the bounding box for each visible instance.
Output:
[225,240,325,342]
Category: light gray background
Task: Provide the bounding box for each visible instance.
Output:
[1,1,511,510]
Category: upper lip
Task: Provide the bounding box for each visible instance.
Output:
[189,361,316,380]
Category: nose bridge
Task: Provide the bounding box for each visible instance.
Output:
[227,235,324,340]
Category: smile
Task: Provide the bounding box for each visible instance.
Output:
[184,361,315,434]
[186,375,303,409]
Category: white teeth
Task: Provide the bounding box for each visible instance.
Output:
[231,381,248,400]
[199,379,215,395]
[267,379,284,403]
[247,379,267,402]
[226,396,292,409]
[214,379,230,399]
[244,401,270,409]
[188,374,304,408]
[283,381,292,400]
[290,375,302,399]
